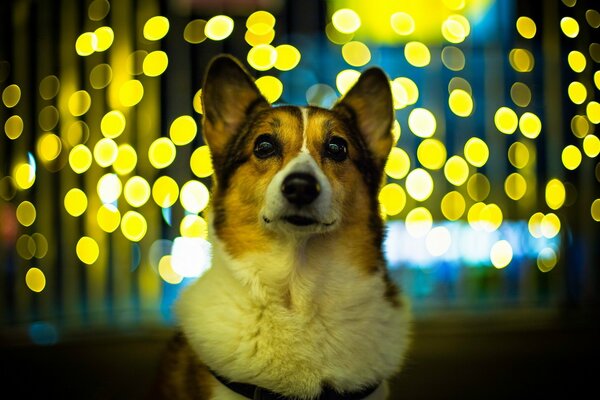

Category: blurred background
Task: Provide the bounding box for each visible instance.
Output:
[1,0,599,398]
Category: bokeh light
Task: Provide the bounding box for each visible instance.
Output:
[385,147,411,179]
[561,145,582,170]
[417,139,447,170]
[149,137,176,169]
[124,176,151,208]
[121,211,148,242]
[545,178,566,210]
[405,168,434,201]
[25,268,46,293]
[144,16,169,41]
[408,108,436,138]
[444,155,469,186]
[76,236,99,265]
[405,207,433,238]
[332,8,361,34]
[464,137,489,167]
[143,51,169,77]
[97,204,121,233]
[494,107,518,134]
[205,15,234,40]
[16,201,36,227]
[490,240,512,268]
[64,188,88,217]
[404,41,431,67]
[180,180,209,214]
[94,137,118,167]
[152,176,179,208]
[441,191,465,220]
[516,16,536,39]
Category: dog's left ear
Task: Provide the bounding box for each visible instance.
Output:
[333,68,394,167]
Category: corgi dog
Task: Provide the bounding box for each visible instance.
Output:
[154,54,411,400]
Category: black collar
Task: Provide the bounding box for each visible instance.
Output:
[210,369,380,400]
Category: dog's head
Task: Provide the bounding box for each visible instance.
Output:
[201,55,393,258]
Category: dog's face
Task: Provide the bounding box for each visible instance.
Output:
[201,56,394,259]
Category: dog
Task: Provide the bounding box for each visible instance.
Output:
[153,54,411,400]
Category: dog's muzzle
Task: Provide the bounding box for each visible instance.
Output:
[281,173,320,206]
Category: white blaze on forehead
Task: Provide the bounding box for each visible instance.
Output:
[300,107,309,152]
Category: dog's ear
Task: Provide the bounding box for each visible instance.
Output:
[333,68,394,167]
[201,55,269,158]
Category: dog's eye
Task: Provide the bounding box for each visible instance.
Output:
[253,134,278,159]
[325,136,348,162]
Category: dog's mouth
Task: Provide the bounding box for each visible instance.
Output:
[263,215,335,227]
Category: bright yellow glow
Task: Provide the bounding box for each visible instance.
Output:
[405,207,433,238]
[541,213,561,238]
[509,48,534,72]
[94,137,118,167]
[158,255,183,285]
[595,71,600,91]
[180,180,210,214]
[441,191,465,221]
[247,44,277,71]
[37,133,62,162]
[5,115,23,140]
[97,173,122,204]
[205,15,234,40]
[591,199,600,222]
[68,90,91,116]
[75,32,97,56]
[390,12,415,35]
[143,51,168,77]
[560,16,579,38]
[2,84,21,108]
[583,135,600,158]
[467,202,485,230]
[90,63,112,89]
[561,145,582,170]
[441,46,465,71]
[152,176,179,208]
[342,41,371,67]
[510,82,531,107]
[568,81,587,104]
[545,178,566,210]
[519,112,542,138]
[143,16,170,41]
[570,115,590,138]
[193,89,203,114]
[448,77,471,95]
[336,69,360,95]
[406,168,434,202]
[169,115,197,146]
[395,77,418,105]
[76,236,99,265]
[404,41,431,67]
[14,162,35,190]
[444,155,469,186]
[100,110,126,139]
[508,141,530,169]
[441,15,469,43]
[119,80,144,107]
[408,108,436,138]
[94,26,114,51]
[528,212,545,238]
[148,137,176,169]
[25,268,46,293]
[120,211,148,242]
[385,147,411,179]
[516,16,536,39]
[184,19,207,44]
[586,101,600,124]
[16,201,36,226]
[490,240,512,268]
[378,183,406,216]
[391,120,401,144]
[417,139,447,170]
[494,107,518,134]
[443,0,465,10]
[255,76,283,103]
[467,173,490,201]
[180,215,208,239]
[425,226,452,257]
[332,8,361,34]
[64,188,88,217]
[124,176,151,208]
[190,145,214,178]
[274,44,301,71]
[325,23,354,44]
[97,204,121,233]
[464,137,489,167]
[504,173,527,200]
[448,89,473,117]
[113,144,137,175]
[391,80,408,109]
[479,203,503,232]
[245,29,276,47]
[567,51,586,73]
[537,248,557,273]
[247,10,276,33]
[69,144,92,174]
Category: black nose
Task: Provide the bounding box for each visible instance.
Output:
[281,173,320,206]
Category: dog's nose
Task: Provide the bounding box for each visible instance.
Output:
[281,173,320,206]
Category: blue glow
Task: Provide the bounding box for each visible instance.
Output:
[161,207,172,226]
[29,321,58,345]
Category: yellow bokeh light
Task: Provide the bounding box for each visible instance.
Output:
[537,248,558,273]
[5,115,24,140]
[325,23,354,45]
[247,10,276,33]
[541,213,561,238]
[591,199,600,222]
[504,172,527,200]
[332,8,361,34]
[425,226,452,257]
[113,144,138,175]
[395,78,418,105]
[124,176,151,208]
[25,268,46,293]
[467,173,490,201]
[516,16,536,39]
[408,108,436,138]
[37,133,62,162]
[586,101,600,124]
[16,201,36,227]
[406,168,434,202]
[39,75,60,100]
[64,188,88,217]
[443,0,465,10]
[391,120,401,144]
[595,71,600,91]
[568,81,587,104]
[144,16,170,41]
[441,15,469,43]
[68,90,91,116]
[97,173,122,204]
[441,46,465,71]
[39,105,59,131]
[90,63,112,89]
[119,80,144,107]
[32,233,48,258]
[76,236,99,265]
[158,255,183,285]
[560,16,579,38]
[587,9,600,28]
[390,12,415,35]
[570,115,590,138]
[479,203,503,232]
[385,147,411,179]
[583,135,600,158]
[14,162,35,190]
[180,214,208,239]
[121,211,148,242]
[97,204,121,233]
[510,82,531,108]
[519,112,542,139]
[16,234,35,260]
[342,41,371,67]
[274,44,301,71]
[180,180,210,214]
[3,84,20,108]
[448,89,473,117]
[94,137,118,167]
[94,26,114,52]
[567,51,586,73]
[490,240,512,268]
[247,44,277,71]
[336,69,360,95]
[405,207,433,238]
[205,15,234,41]
[464,137,489,167]
[169,115,197,146]
[143,51,169,77]
[100,110,126,139]
[75,32,97,56]
[190,145,214,178]
[444,155,469,186]
[545,178,566,210]
[508,141,530,169]
[184,19,207,44]
[467,202,485,230]
[69,144,92,174]
[561,144,582,170]
[417,138,447,170]
[509,48,534,72]
[149,137,176,169]
[391,80,408,110]
[255,76,283,104]
[193,89,203,114]
[441,191,465,221]
[528,212,545,238]
[404,41,431,67]
[494,107,518,134]
[152,176,179,208]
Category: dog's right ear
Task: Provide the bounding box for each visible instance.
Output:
[201,55,269,159]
